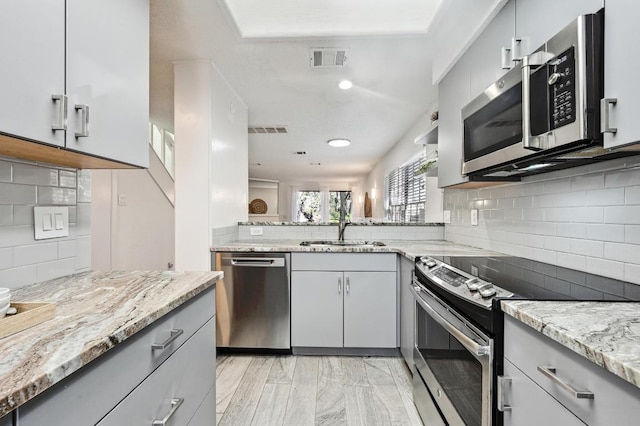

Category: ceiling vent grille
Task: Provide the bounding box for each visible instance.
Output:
[248,125,288,134]
[310,48,348,68]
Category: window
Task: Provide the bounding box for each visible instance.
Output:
[384,152,426,223]
[296,190,352,223]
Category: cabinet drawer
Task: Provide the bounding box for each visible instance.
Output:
[19,286,215,426]
[98,315,216,425]
[502,359,584,426]
[504,315,640,425]
[291,253,396,271]
[188,383,217,425]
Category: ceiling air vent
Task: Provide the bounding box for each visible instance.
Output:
[292,151,307,155]
[248,125,288,134]
[310,48,348,68]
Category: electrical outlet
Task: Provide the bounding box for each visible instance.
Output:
[443,210,451,224]
[250,227,263,236]
[471,209,478,226]
[118,194,128,206]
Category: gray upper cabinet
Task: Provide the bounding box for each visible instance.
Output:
[514,0,604,57]
[602,0,640,149]
[0,0,149,168]
[0,0,66,148]
[437,51,470,188]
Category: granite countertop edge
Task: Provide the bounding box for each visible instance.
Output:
[0,270,223,417]
[501,300,640,389]
[211,240,506,261]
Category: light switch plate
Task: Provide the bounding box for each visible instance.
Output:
[34,207,69,240]
[471,209,479,226]
[443,210,451,224]
[250,227,263,236]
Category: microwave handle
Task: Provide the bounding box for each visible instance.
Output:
[521,51,555,151]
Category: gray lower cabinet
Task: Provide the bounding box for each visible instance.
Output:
[291,253,397,349]
[399,256,414,372]
[0,413,11,426]
[17,286,216,426]
[502,315,640,425]
[98,316,216,425]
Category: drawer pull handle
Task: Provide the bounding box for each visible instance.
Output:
[537,366,594,399]
[497,376,512,412]
[152,397,184,425]
[152,329,184,351]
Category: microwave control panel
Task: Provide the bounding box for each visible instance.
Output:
[548,47,576,130]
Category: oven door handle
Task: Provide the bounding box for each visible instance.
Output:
[412,285,490,357]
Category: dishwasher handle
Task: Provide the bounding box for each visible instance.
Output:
[223,257,286,267]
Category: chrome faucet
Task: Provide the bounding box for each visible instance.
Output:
[337,192,350,242]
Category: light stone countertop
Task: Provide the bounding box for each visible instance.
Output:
[211,239,504,261]
[238,221,445,226]
[501,300,640,389]
[0,270,222,417]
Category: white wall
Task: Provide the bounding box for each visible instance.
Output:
[363,111,442,220]
[444,156,640,285]
[0,157,91,289]
[174,61,248,271]
[90,153,175,271]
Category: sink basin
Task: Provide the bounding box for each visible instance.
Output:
[300,240,386,247]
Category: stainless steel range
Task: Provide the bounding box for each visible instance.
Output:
[411,255,640,426]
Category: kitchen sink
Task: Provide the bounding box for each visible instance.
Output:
[299,240,386,247]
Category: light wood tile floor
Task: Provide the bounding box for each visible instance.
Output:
[216,355,423,426]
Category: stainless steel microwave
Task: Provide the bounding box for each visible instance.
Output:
[462,11,606,178]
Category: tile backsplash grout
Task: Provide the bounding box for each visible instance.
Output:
[0,156,91,289]
[444,157,640,285]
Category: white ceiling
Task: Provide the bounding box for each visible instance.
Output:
[148,0,476,184]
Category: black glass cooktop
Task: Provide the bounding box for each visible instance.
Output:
[435,255,640,302]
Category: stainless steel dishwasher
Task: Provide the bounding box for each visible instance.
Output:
[213,252,290,351]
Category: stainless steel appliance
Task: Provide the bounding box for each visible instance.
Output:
[462,10,638,179]
[213,252,291,351]
[411,255,640,426]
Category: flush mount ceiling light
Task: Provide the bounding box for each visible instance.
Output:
[327,138,351,148]
[338,80,353,90]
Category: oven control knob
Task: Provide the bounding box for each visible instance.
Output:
[478,283,497,298]
[548,72,564,85]
[466,278,481,291]
[425,259,437,268]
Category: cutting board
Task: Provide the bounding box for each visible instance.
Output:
[364,192,372,218]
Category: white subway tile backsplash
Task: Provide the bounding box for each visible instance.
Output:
[625,185,640,205]
[543,178,572,194]
[570,173,604,191]
[604,242,640,264]
[604,168,640,188]
[556,252,587,271]
[0,160,11,182]
[0,265,38,289]
[586,224,625,242]
[625,225,640,244]
[13,242,58,267]
[58,240,77,259]
[570,239,604,257]
[12,205,34,226]
[0,247,11,269]
[0,183,37,205]
[533,192,584,208]
[604,205,640,224]
[584,257,625,281]
[0,205,12,226]
[585,188,625,206]
[556,223,586,239]
[624,264,640,285]
[37,187,76,205]
[13,163,58,186]
[75,236,92,270]
[36,258,76,282]
[544,236,571,252]
[59,171,77,188]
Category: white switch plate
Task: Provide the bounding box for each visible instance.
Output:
[34,206,69,240]
[118,194,128,206]
[250,227,263,236]
[471,209,479,226]
[443,210,451,224]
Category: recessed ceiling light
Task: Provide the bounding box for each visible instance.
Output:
[338,80,353,90]
[327,138,351,148]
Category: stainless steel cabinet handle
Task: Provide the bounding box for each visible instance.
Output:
[74,104,90,138]
[346,277,350,294]
[225,258,285,267]
[537,366,594,399]
[152,398,184,425]
[497,376,512,412]
[51,94,68,131]
[522,51,554,150]
[501,47,512,70]
[600,98,618,134]
[152,329,184,351]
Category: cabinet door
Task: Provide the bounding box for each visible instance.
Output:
[399,257,415,369]
[0,0,65,147]
[188,384,217,425]
[468,0,515,98]
[602,0,640,148]
[65,0,149,167]
[0,413,11,426]
[438,52,470,188]
[515,0,603,57]
[502,359,585,426]
[291,271,343,347]
[343,271,397,348]
[98,316,216,425]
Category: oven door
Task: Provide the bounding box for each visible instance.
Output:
[411,281,493,426]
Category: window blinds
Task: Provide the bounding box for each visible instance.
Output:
[384,152,426,223]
